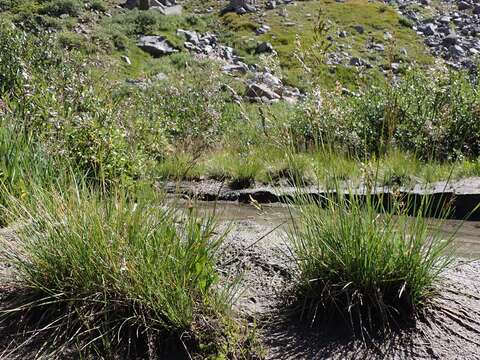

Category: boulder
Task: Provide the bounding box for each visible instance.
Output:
[442,34,458,46]
[123,0,181,14]
[255,42,274,54]
[353,25,364,34]
[150,4,182,15]
[177,29,200,45]
[245,83,281,101]
[421,23,437,36]
[222,0,256,15]
[137,36,178,57]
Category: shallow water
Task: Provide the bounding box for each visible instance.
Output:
[184,200,480,259]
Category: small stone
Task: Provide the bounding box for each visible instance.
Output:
[353,25,365,34]
[442,34,458,46]
[121,55,131,65]
[421,23,437,36]
[246,83,281,101]
[255,42,274,54]
[266,0,276,9]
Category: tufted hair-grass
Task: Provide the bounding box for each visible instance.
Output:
[286,188,456,335]
[0,185,242,358]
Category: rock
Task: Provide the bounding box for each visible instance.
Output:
[123,0,181,14]
[338,30,348,38]
[349,57,364,66]
[266,0,276,10]
[353,25,365,34]
[458,1,471,11]
[421,23,437,36]
[439,16,451,25]
[450,45,465,57]
[390,62,400,72]
[222,0,256,15]
[123,0,138,9]
[137,36,177,57]
[257,72,282,87]
[255,42,274,54]
[246,83,281,102]
[388,0,480,70]
[256,24,271,35]
[154,73,168,81]
[121,55,131,65]
[223,64,248,74]
[442,34,458,46]
[150,4,182,15]
[177,29,200,45]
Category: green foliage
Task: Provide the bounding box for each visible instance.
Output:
[290,69,480,161]
[57,30,86,50]
[89,0,106,12]
[0,123,58,224]
[40,0,83,17]
[134,10,158,34]
[398,16,414,28]
[1,187,243,357]
[287,190,455,330]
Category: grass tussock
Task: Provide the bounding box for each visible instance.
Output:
[0,187,257,358]
[287,191,455,333]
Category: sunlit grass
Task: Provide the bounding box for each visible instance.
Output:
[286,189,455,332]
[0,186,248,358]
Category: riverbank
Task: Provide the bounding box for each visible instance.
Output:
[161,177,480,220]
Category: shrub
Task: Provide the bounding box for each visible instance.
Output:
[134,10,158,34]
[57,30,86,50]
[1,187,244,358]
[89,0,106,12]
[398,16,414,28]
[294,68,480,161]
[40,0,83,17]
[287,190,454,332]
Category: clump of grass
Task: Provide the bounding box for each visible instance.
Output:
[266,152,315,186]
[155,152,203,180]
[0,187,249,358]
[205,151,262,189]
[287,191,455,333]
[0,123,59,225]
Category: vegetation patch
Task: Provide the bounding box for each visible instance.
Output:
[0,187,259,358]
[286,191,455,333]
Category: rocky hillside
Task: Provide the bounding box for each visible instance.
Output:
[0,0,479,187]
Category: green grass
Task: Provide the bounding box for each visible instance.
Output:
[166,146,480,189]
[0,186,257,358]
[287,189,455,331]
[218,0,433,89]
[0,123,61,225]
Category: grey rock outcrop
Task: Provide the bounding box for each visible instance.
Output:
[123,0,182,15]
[388,0,480,69]
[137,36,177,57]
[221,0,256,15]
